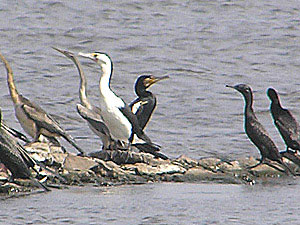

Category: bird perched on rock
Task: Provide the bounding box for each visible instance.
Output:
[78,51,157,150]
[267,88,300,154]
[0,108,50,191]
[129,75,169,159]
[0,52,85,155]
[53,47,116,150]
[226,84,295,175]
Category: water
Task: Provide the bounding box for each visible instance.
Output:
[1,0,300,223]
[1,182,300,225]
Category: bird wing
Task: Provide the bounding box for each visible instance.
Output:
[1,122,30,143]
[119,105,152,144]
[76,104,111,138]
[130,96,156,130]
[246,119,281,161]
[21,104,65,135]
[275,109,299,141]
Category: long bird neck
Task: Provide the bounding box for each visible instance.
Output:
[243,92,256,119]
[0,54,21,105]
[74,57,91,109]
[98,61,113,98]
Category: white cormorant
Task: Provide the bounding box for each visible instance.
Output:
[78,51,153,148]
[53,47,116,150]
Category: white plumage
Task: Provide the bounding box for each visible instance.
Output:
[78,52,132,144]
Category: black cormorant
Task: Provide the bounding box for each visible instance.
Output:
[130,75,169,130]
[0,52,85,155]
[0,108,50,191]
[267,88,300,153]
[129,75,169,159]
[226,84,295,175]
[53,47,116,150]
[78,51,155,149]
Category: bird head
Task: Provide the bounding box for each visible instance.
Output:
[78,52,112,67]
[267,88,279,103]
[137,75,169,90]
[226,84,252,97]
[52,47,75,59]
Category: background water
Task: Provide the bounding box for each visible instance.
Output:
[1,0,300,224]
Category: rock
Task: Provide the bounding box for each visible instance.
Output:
[89,149,165,165]
[131,163,186,176]
[63,154,98,172]
[1,141,298,196]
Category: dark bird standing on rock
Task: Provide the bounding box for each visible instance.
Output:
[267,88,300,153]
[129,75,169,159]
[0,108,50,191]
[226,84,295,175]
[53,47,116,150]
[0,52,85,155]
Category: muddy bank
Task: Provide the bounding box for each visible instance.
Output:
[1,143,299,195]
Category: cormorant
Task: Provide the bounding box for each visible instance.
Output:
[267,88,300,153]
[0,108,50,191]
[130,75,169,130]
[226,84,295,175]
[53,47,116,150]
[78,52,155,149]
[0,52,85,155]
[129,75,169,159]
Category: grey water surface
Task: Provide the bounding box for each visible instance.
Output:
[1,0,300,224]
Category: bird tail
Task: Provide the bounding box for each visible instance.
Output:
[61,133,86,155]
[30,177,51,192]
[132,143,168,160]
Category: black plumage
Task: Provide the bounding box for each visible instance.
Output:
[129,75,169,159]
[0,109,50,191]
[130,75,169,130]
[267,88,300,153]
[226,84,295,175]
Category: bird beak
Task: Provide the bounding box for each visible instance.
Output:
[52,47,74,58]
[146,75,169,87]
[78,52,96,61]
[225,84,236,90]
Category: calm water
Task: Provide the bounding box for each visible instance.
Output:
[1,0,300,224]
[1,182,300,225]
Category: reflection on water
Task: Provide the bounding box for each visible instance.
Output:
[1,0,300,224]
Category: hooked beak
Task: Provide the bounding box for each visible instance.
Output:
[146,75,169,87]
[78,52,96,61]
[52,47,75,58]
